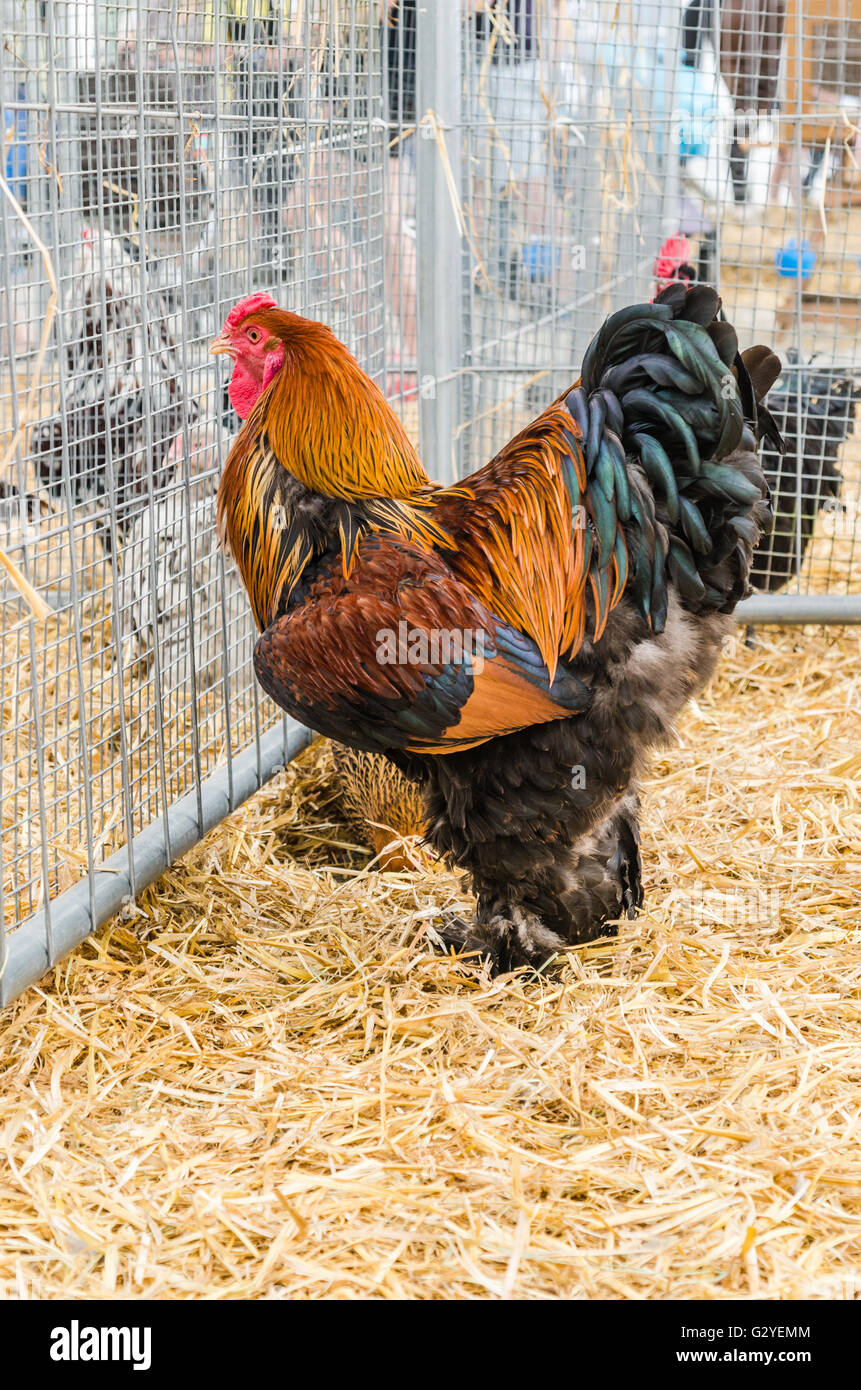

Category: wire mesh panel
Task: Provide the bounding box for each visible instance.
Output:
[406,0,861,605]
[710,0,861,599]
[2,0,861,1005]
[450,1,681,477]
[0,0,385,1001]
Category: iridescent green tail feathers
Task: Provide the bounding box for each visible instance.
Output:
[563,283,781,630]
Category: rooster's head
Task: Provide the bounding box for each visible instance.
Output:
[212,292,430,504]
[210,292,286,420]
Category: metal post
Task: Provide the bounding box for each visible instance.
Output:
[416,0,463,483]
[659,4,682,283]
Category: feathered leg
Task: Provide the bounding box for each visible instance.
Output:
[436,791,642,973]
[429,595,730,974]
[558,790,644,936]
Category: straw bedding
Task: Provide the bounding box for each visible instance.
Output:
[1,255,859,1299]
[0,623,859,1300]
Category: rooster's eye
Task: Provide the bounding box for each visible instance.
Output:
[247,327,261,343]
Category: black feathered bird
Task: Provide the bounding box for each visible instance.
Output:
[751,354,859,591]
[31,229,197,550]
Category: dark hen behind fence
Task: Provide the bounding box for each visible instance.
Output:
[752,354,859,591]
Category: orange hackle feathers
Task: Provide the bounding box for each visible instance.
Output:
[245,310,428,501]
[218,430,309,630]
[431,403,625,678]
[218,309,456,627]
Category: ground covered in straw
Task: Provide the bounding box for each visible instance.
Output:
[1,626,859,1299]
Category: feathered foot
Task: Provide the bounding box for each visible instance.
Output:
[432,794,644,976]
[560,793,644,941]
[433,907,566,976]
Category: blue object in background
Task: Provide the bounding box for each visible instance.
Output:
[676,64,713,160]
[4,86,27,206]
[522,242,561,283]
[775,240,816,279]
[593,41,670,159]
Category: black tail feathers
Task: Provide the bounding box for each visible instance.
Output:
[565,283,781,628]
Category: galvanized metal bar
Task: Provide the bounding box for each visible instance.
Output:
[736,595,861,624]
[168,0,205,831]
[416,0,462,483]
[130,0,174,871]
[211,0,237,821]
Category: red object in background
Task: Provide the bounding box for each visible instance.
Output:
[386,372,418,400]
[653,235,697,295]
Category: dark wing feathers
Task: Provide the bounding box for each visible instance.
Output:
[253,536,588,755]
[742,345,783,403]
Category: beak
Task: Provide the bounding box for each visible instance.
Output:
[209,329,235,358]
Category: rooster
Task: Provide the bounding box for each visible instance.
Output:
[212,285,780,972]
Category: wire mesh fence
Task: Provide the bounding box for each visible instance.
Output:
[454,0,677,475]
[0,0,386,1001]
[401,0,861,615]
[417,0,860,613]
[1,0,860,1004]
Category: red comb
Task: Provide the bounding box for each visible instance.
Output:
[653,235,693,280]
[225,292,278,330]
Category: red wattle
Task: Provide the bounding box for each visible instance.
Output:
[228,363,264,420]
[228,346,285,420]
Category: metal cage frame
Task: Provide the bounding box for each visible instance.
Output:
[1,0,859,1006]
